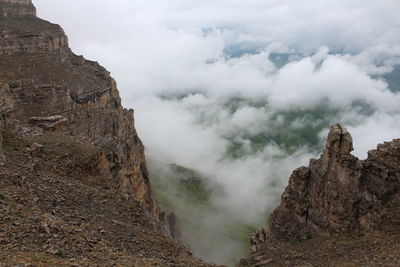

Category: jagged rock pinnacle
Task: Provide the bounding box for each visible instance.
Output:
[240,125,400,266]
[269,124,400,242]
[322,124,353,168]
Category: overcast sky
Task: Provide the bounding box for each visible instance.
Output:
[36,0,400,53]
[33,1,400,264]
[34,0,400,157]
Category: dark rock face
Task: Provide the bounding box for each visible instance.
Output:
[0,0,36,17]
[0,0,160,219]
[0,2,216,265]
[237,125,400,266]
[270,124,400,241]
[167,212,182,241]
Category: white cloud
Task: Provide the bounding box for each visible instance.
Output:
[35,0,400,54]
[33,0,400,264]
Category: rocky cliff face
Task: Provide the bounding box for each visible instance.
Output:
[0,1,208,266]
[0,0,181,233]
[0,0,36,17]
[270,124,399,241]
[238,124,400,266]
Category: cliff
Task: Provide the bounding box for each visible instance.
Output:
[3,2,399,266]
[0,1,216,266]
[0,0,156,218]
[0,0,36,17]
[238,124,400,266]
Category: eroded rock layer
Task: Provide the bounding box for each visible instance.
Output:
[270,124,399,241]
[0,0,36,17]
[0,0,160,217]
[0,1,206,266]
[238,124,400,266]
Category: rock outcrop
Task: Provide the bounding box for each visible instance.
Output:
[166,212,182,241]
[250,227,266,253]
[0,0,158,216]
[238,124,400,266]
[0,0,66,55]
[0,0,181,238]
[270,124,399,241]
[0,0,36,17]
[0,1,204,265]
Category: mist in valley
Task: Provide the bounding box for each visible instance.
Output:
[35,0,400,265]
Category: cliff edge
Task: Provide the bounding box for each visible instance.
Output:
[238,124,400,266]
[0,0,157,216]
[0,1,218,266]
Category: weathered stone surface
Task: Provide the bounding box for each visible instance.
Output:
[29,115,67,130]
[167,212,182,241]
[238,125,400,266]
[0,0,160,221]
[0,0,67,55]
[250,227,266,253]
[0,81,14,165]
[269,124,400,241]
[0,0,36,17]
[0,2,216,265]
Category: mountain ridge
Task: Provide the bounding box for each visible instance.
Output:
[238,124,400,266]
[1,1,399,267]
[0,1,220,266]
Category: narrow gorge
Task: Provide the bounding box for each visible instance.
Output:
[1,1,399,267]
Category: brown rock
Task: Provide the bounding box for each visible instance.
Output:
[0,2,214,266]
[0,0,159,219]
[0,0,36,17]
[270,124,400,241]
[250,227,267,253]
[29,115,67,130]
[238,124,400,267]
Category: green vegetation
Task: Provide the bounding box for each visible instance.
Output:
[150,94,378,265]
[151,163,259,265]
[13,211,24,218]
[223,99,342,159]
[151,164,213,212]
[222,96,267,114]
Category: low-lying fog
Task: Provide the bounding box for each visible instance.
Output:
[36,0,400,265]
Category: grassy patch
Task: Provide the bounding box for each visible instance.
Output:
[13,211,24,218]
[33,240,46,248]
[13,237,23,244]
[150,163,264,265]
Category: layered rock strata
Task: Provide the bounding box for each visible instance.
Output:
[0,0,168,229]
[0,2,216,265]
[270,124,400,241]
[238,124,400,266]
[0,0,36,17]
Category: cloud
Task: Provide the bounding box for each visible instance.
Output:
[33,0,400,265]
[35,0,400,54]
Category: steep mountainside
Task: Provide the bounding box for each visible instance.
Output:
[0,1,219,266]
[2,2,399,267]
[238,124,400,266]
[0,0,157,216]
